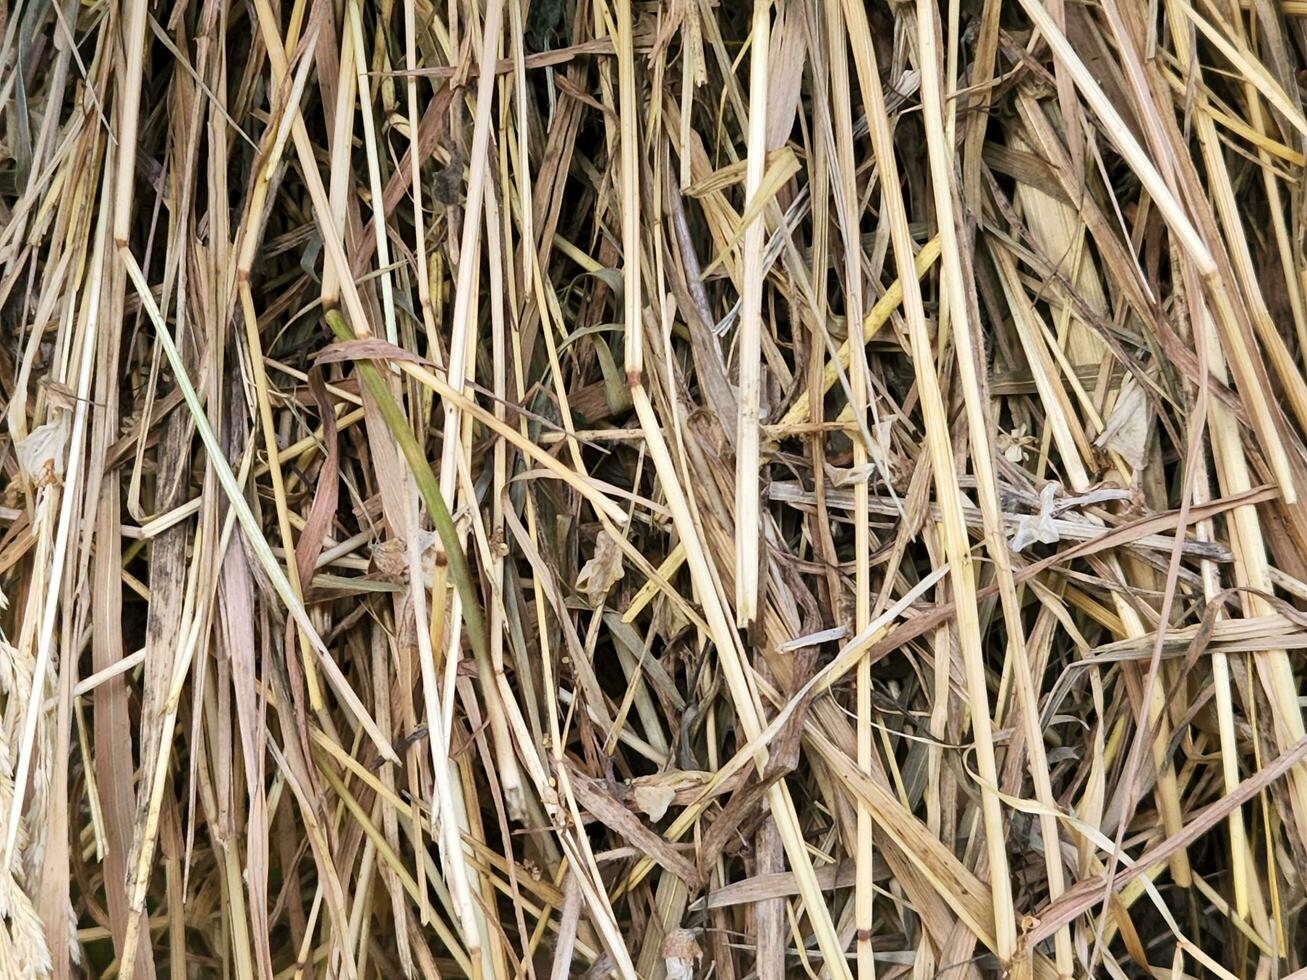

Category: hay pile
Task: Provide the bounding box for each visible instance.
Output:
[4,0,1307,975]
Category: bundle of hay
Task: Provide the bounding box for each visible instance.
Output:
[3,0,1307,975]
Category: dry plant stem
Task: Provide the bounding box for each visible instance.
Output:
[638,384,857,980]
[1193,459,1257,922]
[374,358,628,525]
[619,2,849,975]
[1163,1,1307,852]
[819,2,874,976]
[112,0,148,247]
[322,16,358,309]
[120,514,235,980]
[119,255,398,765]
[347,0,399,345]
[241,0,374,337]
[238,283,322,708]
[733,0,770,628]
[112,252,395,980]
[324,308,487,967]
[486,176,527,822]
[12,0,1307,973]
[837,0,1017,963]
[775,235,942,431]
[1157,0,1271,929]
[617,0,643,382]
[1012,0,1296,506]
[1200,302,1307,842]
[914,4,1070,972]
[3,167,108,866]
[433,0,505,719]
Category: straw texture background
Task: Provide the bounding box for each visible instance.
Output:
[4,0,1307,977]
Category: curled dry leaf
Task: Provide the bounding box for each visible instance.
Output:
[15,413,69,486]
[632,782,675,822]
[630,768,717,821]
[1012,483,1062,553]
[576,529,625,605]
[369,538,409,581]
[1095,377,1153,473]
[661,929,702,980]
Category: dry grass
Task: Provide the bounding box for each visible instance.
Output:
[4,0,1307,976]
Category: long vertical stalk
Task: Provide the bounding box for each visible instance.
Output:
[837,0,1017,963]
[733,0,770,628]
